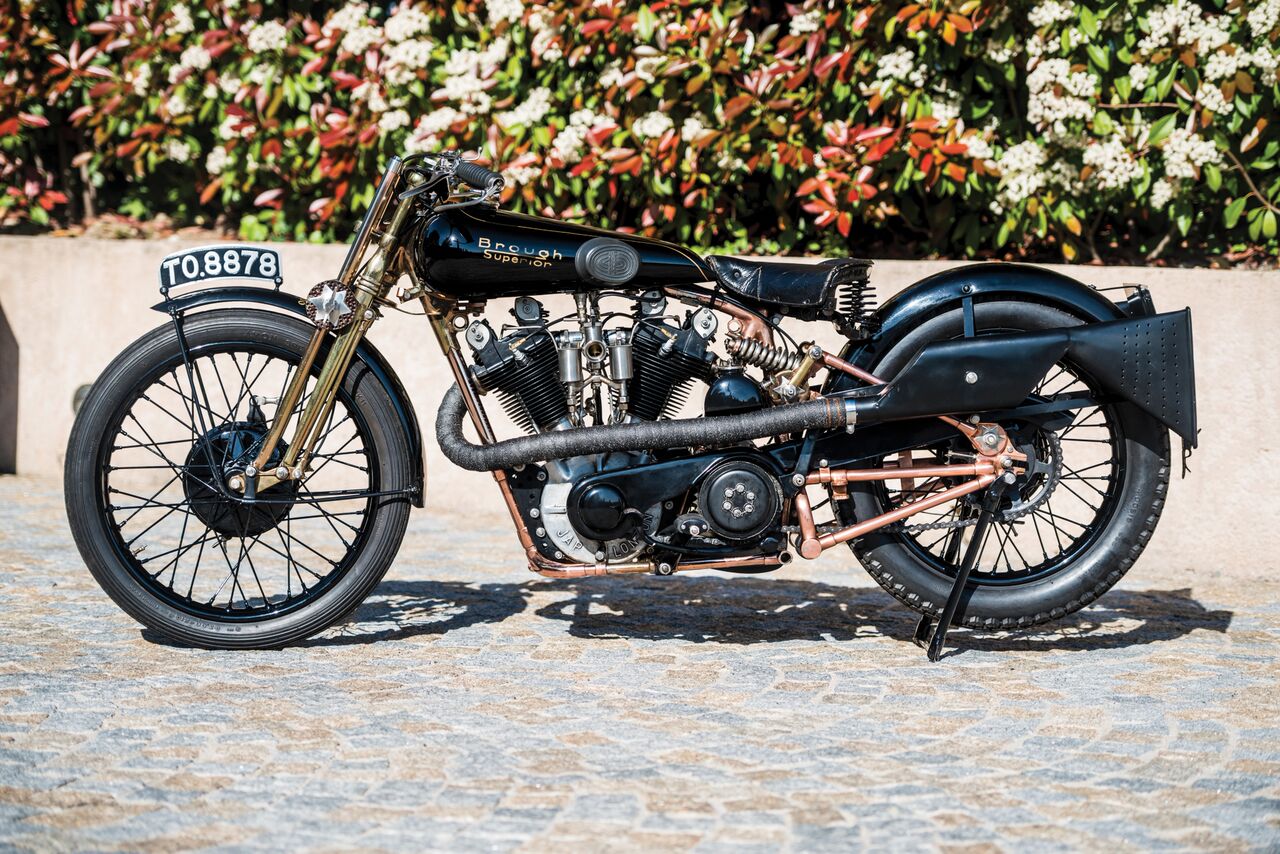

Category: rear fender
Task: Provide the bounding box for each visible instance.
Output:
[836,263,1134,385]
[849,309,1198,446]
[153,286,426,507]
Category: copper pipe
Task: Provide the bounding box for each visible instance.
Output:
[793,490,822,559]
[816,473,997,550]
[665,286,774,346]
[821,352,883,386]
[806,462,995,485]
[527,552,784,578]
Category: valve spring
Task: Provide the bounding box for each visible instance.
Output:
[726,337,802,373]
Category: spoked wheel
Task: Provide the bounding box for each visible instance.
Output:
[837,302,1171,629]
[65,309,412,648]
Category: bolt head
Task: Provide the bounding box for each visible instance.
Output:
[791,473,805,486]
[724,488,734,497]
[275,466,290,480]
[743,503,754,513]
[1002,472,1017,484]
[735,484,745,493]
[535,527,546,537]
[227,475,245,491]
[1001,457,1013,468]
[969,414,981,424]
[689,526,701,537]
[965,371,979,385]
[746,492,755,500]
[818,459,829,468]
[529,508,540,518]
[244,465,258,477]
[732,509,743,518]
[984,434,999,447]
[723,501,733,510]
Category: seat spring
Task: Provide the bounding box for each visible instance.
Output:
[726,337,801,373]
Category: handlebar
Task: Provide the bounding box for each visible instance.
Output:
[453,160,505,193]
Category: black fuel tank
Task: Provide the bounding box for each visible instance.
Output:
[412,205,714,299]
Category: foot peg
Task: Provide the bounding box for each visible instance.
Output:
[916,477,1010,662]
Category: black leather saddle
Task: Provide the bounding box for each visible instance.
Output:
[705,255,870,308]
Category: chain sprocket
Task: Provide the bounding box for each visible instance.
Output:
[884,430,1063,536]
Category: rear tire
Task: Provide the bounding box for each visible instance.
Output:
[64,309,413,649]
[839,302,1171,629]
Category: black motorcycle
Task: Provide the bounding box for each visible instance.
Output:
[64,153,1197,658]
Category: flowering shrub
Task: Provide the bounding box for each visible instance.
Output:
[3,0,1279,261]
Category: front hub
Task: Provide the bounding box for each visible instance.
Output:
[183,422,298,537]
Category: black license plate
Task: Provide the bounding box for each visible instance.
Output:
[158,244,283,290]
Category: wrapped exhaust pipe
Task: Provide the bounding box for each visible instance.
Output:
[436,384,852,472]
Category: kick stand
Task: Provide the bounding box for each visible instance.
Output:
[913,477,1011,662]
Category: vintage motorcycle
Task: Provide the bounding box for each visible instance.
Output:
[64,153,1197,659]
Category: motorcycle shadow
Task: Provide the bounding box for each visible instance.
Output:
[298,580,532,647]
[531,577,1232,654]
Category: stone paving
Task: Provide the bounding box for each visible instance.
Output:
[0,474,1277,851]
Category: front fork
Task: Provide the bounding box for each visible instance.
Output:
[234,159,421,497]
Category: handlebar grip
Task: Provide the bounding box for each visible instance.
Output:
[454,160,505,192]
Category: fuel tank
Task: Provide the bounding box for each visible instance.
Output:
[412,205,714,299]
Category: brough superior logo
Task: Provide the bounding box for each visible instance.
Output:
[478,237,563,268]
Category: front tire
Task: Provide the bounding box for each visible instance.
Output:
[64,309,413,648]
[839,301,1171,629]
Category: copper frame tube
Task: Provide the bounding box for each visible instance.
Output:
[810,473,996,552]
[806,462,995,485]
[664,286,774,346]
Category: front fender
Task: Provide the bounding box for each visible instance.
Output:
[153,286,425,508]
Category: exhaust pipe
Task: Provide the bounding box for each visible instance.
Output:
[437,384,853,472]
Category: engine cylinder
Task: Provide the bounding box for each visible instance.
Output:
[628,322,715,421]
[470,325,568,433]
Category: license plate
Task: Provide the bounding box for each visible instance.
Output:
[158,244,283,290]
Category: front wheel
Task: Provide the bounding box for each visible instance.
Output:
[64,309,413,648]
[837,301,1171,629]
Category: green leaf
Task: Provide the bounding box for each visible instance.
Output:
[1155,64,1178,100]
[1265,210,1278,240]
[1224,196,1248,228]
[1093,110,1115,135]
[1086,44,1110,72]
[29,205,48,226]
[1147,113,1177,146]
[1080,6,1099,39]
[1205,163,1222,191]
[636,5,657,40]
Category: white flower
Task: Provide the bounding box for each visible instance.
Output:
[994,140,1047,206]
[247,66,274,86]
[384,38,433,85]
[502,163,541,185]
[1083,137,1141,190]
[385,5,431,42]
[205,146,230,175]
[1150,178,1174,208]
[246,21,289,53]
[1139,1,1234,53]
[965,135,994,162]
[1028,0,1073,28]
[218,114,250,140]
[162,139,191,163]
[635,56,665,82]
[1204,50,1240,81]
[681,114,708,142]
[1128,64,1151,90]
[1247,0,1280,41]
[1162,128,1220,179]
[180,44,211,73]
[498,86,552,127]
[165,93,188,116]
[551,124,588,163]
[986,38,1019,64]
[341,25,382,55]
[340,24,378,55]
[325,2,368,34]
[131,64,152,95]
[599,62,624,88]
[1026,58,1096,132]
[170,4,194,34]
[1197,83,1230,114]
[632,110,673,140]
[378,109,411,133]
[418,107,462,137]
[1252,48,1279,85]
[874,46,926,91]
[532,27,562,62]
[485,0,523,24]
[218,74,242,96]
[789,8,823,36]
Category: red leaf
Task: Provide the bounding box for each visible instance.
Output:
[582,19,613,36]
[199,178,223,205]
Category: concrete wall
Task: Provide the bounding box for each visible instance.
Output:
[1,235,1277,566]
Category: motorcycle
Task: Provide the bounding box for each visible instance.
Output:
[64,153,1198,659]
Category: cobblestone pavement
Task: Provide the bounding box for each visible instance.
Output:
[1,475,1278,852]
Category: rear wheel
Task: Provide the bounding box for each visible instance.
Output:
[837,302,1171,628]
[64,309,413,648]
